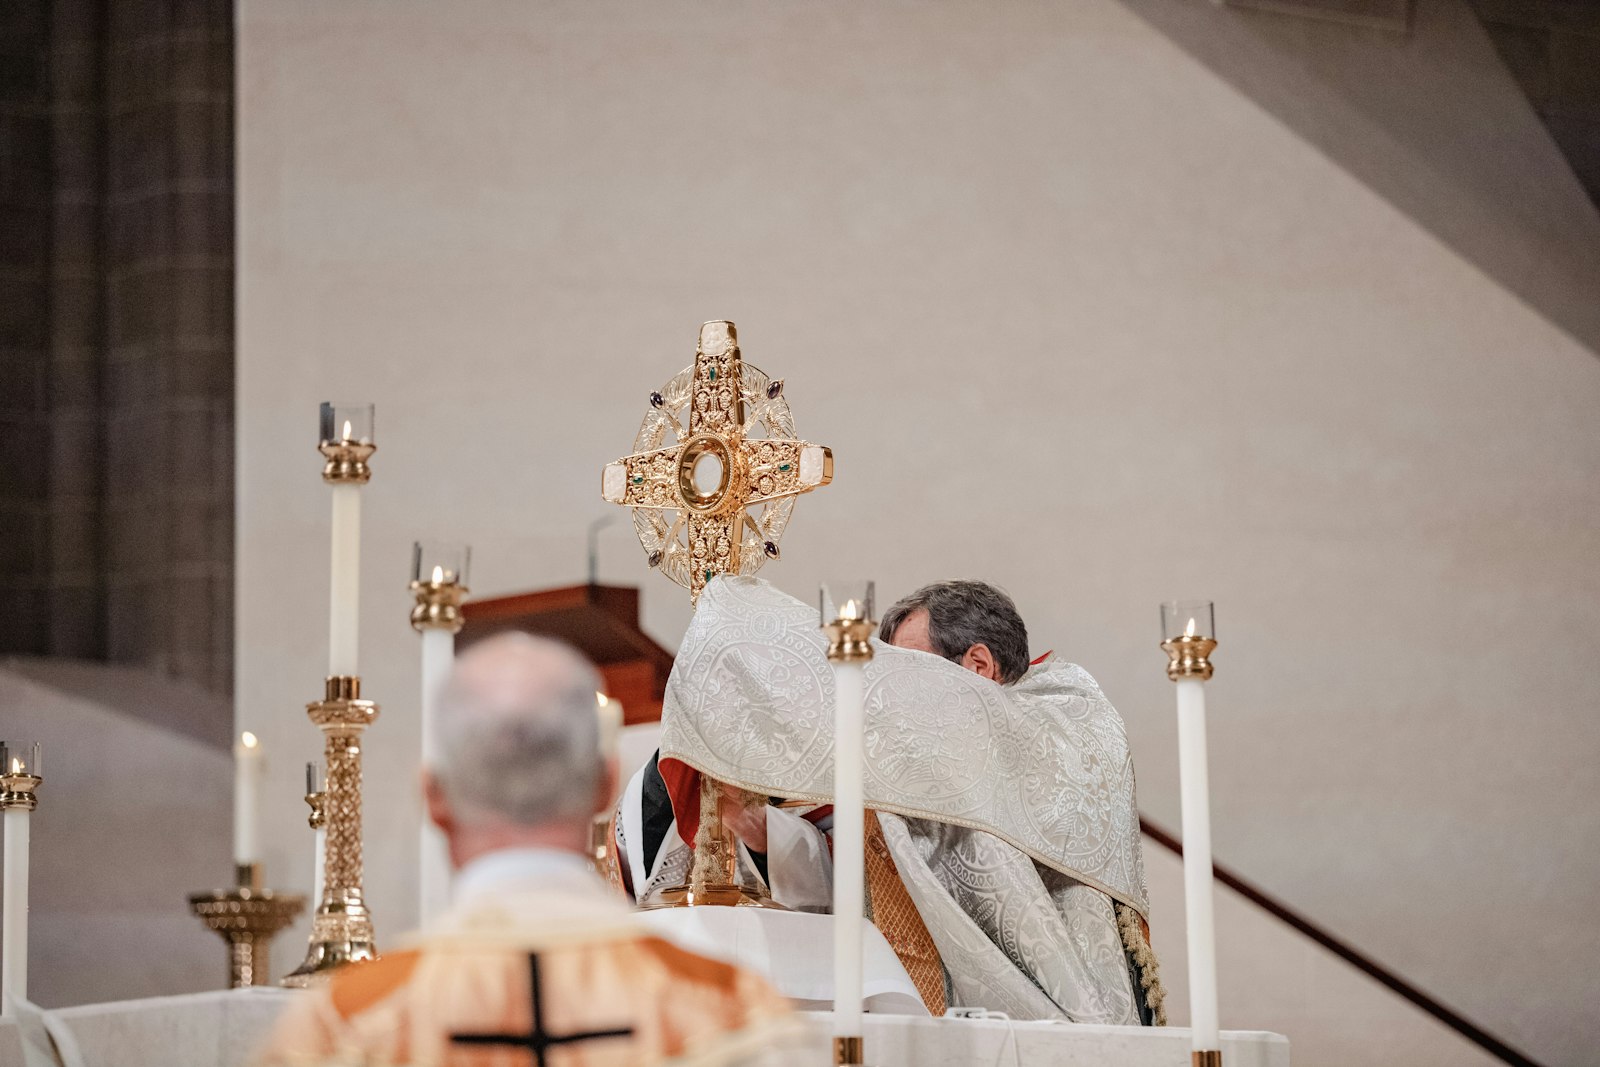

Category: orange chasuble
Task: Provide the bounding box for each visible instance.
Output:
[256,855,810,1067]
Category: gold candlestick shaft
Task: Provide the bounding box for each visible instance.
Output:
[189,863,306,988]
[284,675,380,986]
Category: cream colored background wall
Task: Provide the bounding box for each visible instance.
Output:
[237,2,1600,1064]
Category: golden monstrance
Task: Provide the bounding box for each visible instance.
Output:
[600,320,833,905]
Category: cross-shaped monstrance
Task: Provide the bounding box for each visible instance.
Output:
[601,321,833,604]
[451,953,634,1067]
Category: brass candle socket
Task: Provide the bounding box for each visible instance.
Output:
[1161,635,1218,681]
[409,577,469,634]
[1193,1052,1223,1067]
[318,439,375,485]
[824,617,875,663]
[189,863,306,989]
[284,676,381,987]
[0,772,42,812]
[833,1035,864,1065]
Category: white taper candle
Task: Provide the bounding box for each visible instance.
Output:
[2,808,31,1008]
[233,732,263,866]
[328,483,362,677]
[419,626,454,929]
[313,825,326,906]
[831,658,866,1037]
[1176,676,1220,1050]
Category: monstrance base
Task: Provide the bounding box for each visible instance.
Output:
[636,882,791,910]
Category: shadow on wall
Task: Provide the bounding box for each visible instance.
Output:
[1113,0,1600,357]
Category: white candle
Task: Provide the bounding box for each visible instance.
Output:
[595,693,623,761]
[419,625,455,929]
[1176,676,1221,1050]
[313,825,326,906]
[831,658,866,1038]
[233,732,263,866]
[2,806,30,1008]
[328,483,362,677]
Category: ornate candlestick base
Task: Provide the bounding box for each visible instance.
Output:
[284,675,381,987]
[281,892,378,986]
[189,864,306,988]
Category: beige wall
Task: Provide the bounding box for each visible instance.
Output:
[238,2,1600,1063]
[0,666,232,1006]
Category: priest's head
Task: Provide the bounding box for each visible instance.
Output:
[880,580,1030,684]
[424,633,613,866]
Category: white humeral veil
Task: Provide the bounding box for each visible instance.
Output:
[659,577,1148,1024]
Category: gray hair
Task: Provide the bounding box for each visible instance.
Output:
[878,580,1031,684]
[431,632,604,827]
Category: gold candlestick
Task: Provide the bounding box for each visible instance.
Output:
[189,864,306,988]
[283,675,381,986]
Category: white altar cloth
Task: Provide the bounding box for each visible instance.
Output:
[0,988,1290,1067]
[635,907,928,1015]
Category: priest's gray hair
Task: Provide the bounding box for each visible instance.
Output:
[431,632,604,827]
[879,580,1031,684]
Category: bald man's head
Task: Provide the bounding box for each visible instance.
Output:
[430,633,604,831]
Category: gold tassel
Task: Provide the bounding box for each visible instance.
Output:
[1116,902,1168,1026]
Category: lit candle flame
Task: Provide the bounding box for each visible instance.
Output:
[9,757,21,775]
[431,564,445,584]
[241,731,259,748]
[342,419,353,442]
[841,598,863,621]
[1184,617,1197,639]
[596,692,609,707]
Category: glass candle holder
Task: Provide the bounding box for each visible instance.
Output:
[819,581,876,627]
[319,402,375,446]
[411,541,471,587]
[1161,600,1215,642]
[0,741,41,777]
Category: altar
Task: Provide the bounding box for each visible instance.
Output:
[0,991,1290,1067]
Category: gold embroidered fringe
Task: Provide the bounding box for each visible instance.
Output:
[864,812,947,1016]
[1116,901,1167,1025]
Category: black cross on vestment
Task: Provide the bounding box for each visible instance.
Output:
[450,953,634,1067]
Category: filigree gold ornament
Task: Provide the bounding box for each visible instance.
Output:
[601,321,833,604]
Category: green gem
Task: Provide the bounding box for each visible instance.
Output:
[778,463,791,471]
[704,569,713,582]
[632,476,643,484]
[708,367,717,380]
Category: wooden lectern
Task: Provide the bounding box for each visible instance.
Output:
[458,584,673,725]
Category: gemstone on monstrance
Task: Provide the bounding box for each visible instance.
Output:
[649,391,664,408]
[766,379,784,399]
[763,541,780,559]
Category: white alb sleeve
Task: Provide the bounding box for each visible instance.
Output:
[764,806,833,912]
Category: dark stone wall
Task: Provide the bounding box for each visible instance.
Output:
[1472,0,1600,209]
[0,0,233,695]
